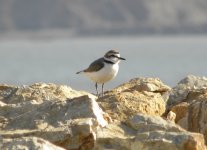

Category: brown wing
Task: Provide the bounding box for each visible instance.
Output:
[84,58,104,72]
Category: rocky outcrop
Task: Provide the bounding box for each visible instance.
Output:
[94,114,205,150]
[1,137,65,150]
[0,83,108,149]
[0,83,94,104]
[168,88,207,144]
[168,75,207,107]
[167,75,207,145]
[97,78,170,121]
[0,77,207,150]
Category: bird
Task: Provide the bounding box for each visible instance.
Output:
[76,50,125,97]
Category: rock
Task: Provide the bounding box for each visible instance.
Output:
[0,83,109,149]
[168,75,207,107]
[1,80,207,150]
[127,113,184,132]
[0,83,95,104]
[111,77,171,94]
[1,137,65,150]
[166,111,176,122]
[94,122,135,150]
[133,130,205,150]
[167,76,207,144]
[170,102,189,123]
[0,101,6,107]
[127,114,203,150]
[1,95,108,129]
[97,78,170,121]
[94,113,206,150]
[187,95,207,144]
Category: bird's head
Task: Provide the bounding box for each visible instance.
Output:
[104,50,126,64]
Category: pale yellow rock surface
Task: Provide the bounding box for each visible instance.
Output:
[167,76,207,145]
[97,78,170,121]
[0,83,95,104]
[187,94,207,144]
[0,77,207,150]
[1,137,65,150]
[166,111,176,122]
[170,102,189,123]
[94,113,206,150]
[0,83,108,150]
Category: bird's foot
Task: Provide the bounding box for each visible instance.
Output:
[96,93,104,98]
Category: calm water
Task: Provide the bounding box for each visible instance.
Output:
[0,36,207,93]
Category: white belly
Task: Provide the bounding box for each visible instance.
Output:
[84,63,119,84]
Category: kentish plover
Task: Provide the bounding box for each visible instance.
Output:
[76,50,125,97]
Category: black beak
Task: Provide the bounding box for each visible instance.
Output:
[119,57,126,60]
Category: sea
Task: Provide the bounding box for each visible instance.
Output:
[0,35,207,93]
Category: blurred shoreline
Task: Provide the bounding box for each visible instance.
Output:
[1,30,207,41]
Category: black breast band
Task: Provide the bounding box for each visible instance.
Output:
[104,59,115,64]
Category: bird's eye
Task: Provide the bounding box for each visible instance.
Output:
[110,55,117,58]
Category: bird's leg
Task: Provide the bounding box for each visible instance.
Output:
[102,83,104,97]
[95,83,99,97]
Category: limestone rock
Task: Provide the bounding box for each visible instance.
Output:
[127,113,184,132]
[1,137,65,150]
[167,76,207,144]
[94,113,206,150]
[111,77,171,94]
[0,101,6,107]
[170,102,189,123]
[186,97,203,127]
[133,130,205,150]
[1,80,207,150]
[187,94,207,144]
[166,111,176,122]
[97,78,170,121]
[168,76,207,142]
[0,83,95,104]
[168,75,207,107]
[0,83,109,149]
[94,122,135,150]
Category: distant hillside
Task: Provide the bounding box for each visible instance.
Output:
[0,0,207,36]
